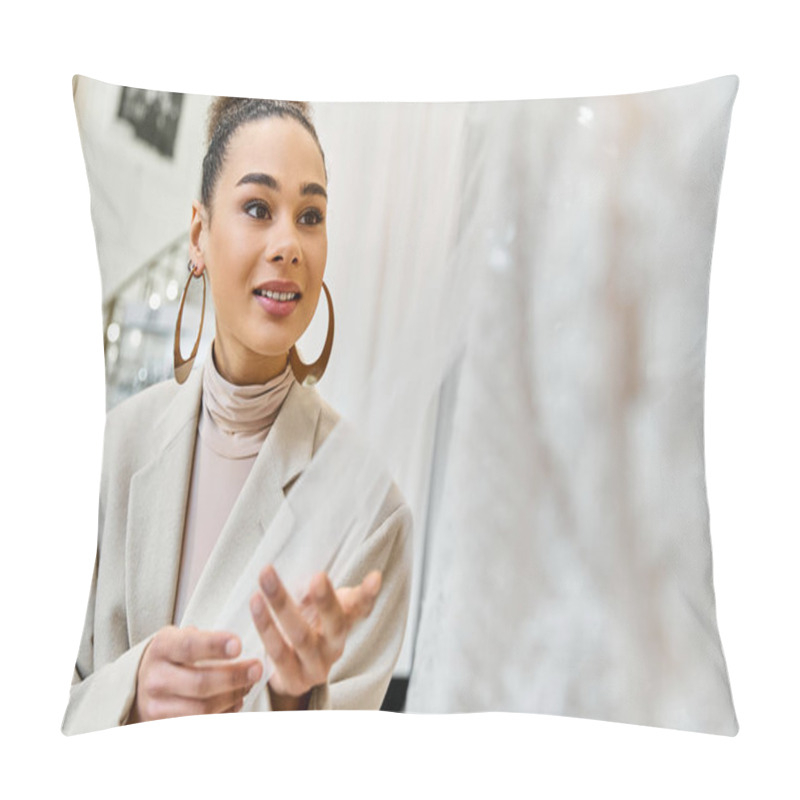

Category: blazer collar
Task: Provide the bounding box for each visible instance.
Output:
[126,368,324,642]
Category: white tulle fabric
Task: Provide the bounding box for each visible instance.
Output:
[311,77,738,733]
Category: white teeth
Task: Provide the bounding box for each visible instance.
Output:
[256,289,299,301]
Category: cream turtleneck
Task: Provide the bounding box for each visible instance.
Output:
[172,351,296,624]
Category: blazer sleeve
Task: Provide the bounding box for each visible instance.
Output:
[61,406,153,736]
[61,546,155,735]
[307,496,414,711]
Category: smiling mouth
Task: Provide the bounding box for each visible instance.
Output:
[253,289,301,301]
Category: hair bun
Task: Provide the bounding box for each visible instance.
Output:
[284,100,310,115]
[206,97,312,147]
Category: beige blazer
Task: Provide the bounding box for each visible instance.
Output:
[62,367,413,735]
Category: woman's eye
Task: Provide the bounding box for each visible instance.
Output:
[244,201,270,220]
[299,208,324,225]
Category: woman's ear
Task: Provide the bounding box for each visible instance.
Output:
[189,200,208,274]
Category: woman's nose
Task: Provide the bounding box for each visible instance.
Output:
[266,216,301,265]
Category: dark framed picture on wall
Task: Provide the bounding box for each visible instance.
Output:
[117,87,183,158]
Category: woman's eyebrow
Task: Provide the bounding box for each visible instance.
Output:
[236,172,279,190]
[236,173,327,200]
[301,182,328,200]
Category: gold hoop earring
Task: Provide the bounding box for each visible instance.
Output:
[289,281,334,386]
[173,260,207,384]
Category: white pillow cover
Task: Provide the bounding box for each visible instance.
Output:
[70,74,739,734]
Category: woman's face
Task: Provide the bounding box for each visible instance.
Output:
[191,115,328,383]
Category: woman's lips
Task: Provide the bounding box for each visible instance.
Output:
[253,281,302,317]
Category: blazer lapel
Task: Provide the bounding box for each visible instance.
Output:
[179,381,323,630]
[126,369,203,645]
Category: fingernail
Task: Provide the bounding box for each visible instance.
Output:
[248,664,260,682]
[225,638,239,658]
[262,568,278,596]
[314,578,327,600]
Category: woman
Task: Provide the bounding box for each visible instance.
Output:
[62,98,413,734]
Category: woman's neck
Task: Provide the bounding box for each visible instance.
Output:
[212,338,289,386]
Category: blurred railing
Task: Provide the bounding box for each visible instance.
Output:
[101,232,213,409]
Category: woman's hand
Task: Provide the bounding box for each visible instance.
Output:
[249,566,382,709]
[129,626,263,723]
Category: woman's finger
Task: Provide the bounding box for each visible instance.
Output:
[336,571,383,623]
[250,589,302,677]
[152,625,242,666]
[144,685,252,720]
[257,566,321,661]
[147,659,261,701]
[309,573,348,662]
[202,685,254,716]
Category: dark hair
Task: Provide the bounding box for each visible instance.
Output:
[201,97,326,213]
